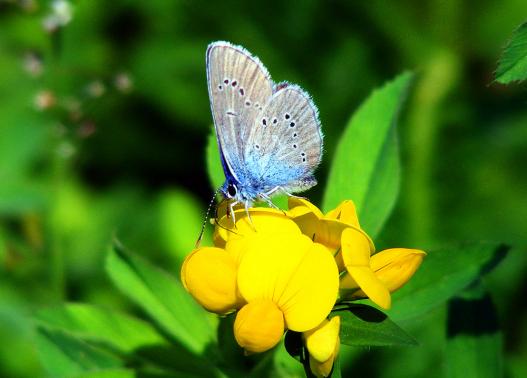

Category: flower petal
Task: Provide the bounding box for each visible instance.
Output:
[304,316,340,363]
[370,248,426,293]
[288,197,325,219]
[325,200,360,228]
[347,266,391,309]
[181,247,244,313]
[340,227,372,267]
[234,300,285,353]
[237,234,339,332]
[288,197,324,241]
[215,206,300,246]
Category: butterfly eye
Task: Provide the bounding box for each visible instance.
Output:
[227,184,237,198]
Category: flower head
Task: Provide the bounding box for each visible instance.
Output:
[182,205,339,353]
[181,197,425,356]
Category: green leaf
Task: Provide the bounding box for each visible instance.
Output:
[35,327,123,378]
[35,303,166,353]
[331,351,342,378]
[206,131,225,190]
[322,72,413,237]
[105,241,215,355]
[495,21,527,84]
[158,189,212,268]
[133,344,222,377]
[332,304,417,347]
[446,284,502,378]
[73,369,135,378]
[387,243,509,321]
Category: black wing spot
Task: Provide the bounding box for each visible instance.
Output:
[262,118,267,126]
[289,121,296,127]
[245,100,251,107]
[302,157,306,162]
[255,144,260,149]
[301,152,306,156]
[226,110,237,117]
[239,88,244,96]
[293,144,297,149]
[218,85,223,91]
[232,80,237,87]
[293,133,298,138]
[272,118,278,124]
[224,79,229,84]
[285,113,290,119]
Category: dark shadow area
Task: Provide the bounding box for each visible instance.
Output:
[447,290,500,337]
[335,303,388,323]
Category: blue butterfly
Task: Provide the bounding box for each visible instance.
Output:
[207,41,323,218]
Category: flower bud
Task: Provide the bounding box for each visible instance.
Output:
[370,248,426,293]
[304,316,340,378]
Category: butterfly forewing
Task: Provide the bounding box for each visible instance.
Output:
[244,84,323,192]
[206,42,273,182]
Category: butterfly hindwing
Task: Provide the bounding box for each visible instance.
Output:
[206,42,273,183]
[244,84,323,193]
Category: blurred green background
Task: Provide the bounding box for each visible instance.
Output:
[0,1,526,377]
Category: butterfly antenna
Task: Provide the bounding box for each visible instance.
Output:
[196,187,222,248]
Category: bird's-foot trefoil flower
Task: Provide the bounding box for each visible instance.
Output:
[181,197,425,374]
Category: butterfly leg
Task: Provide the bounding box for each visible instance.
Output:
[228,200,239,228]
[243,200,258,231]
[259,193,280,210]
[264,186,281,197]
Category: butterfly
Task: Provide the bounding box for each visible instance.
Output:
[206,41,323,219]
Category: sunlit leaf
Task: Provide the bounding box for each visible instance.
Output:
[332,304,417,346]
[322,72,413,237]
[105,241,216,354]
[496,21,527,84]
[35,327,122,378]
[35,303,166,353]
[387,243,509,321]
[446,284,502,378]
[159,189,211,268]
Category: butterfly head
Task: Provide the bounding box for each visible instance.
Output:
[225,182,238,199]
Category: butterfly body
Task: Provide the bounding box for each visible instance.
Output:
[206,41,323,207]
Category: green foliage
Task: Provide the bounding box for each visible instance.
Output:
[445,284,502,378]
[496,21,527,83]
[35,327,123,378]
[206,131,226,190]
[386,243,509,321]
[333,305,417,347]
[158,189,211,268]
[323,72,413,237]
[35,303,166,353]
[105,242,216,355]
[0,1,525,377]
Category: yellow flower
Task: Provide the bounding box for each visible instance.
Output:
[182,205,340,353]
[235,232,339,352]
[182,198,424,354]
[342,248,426,296]
[288,198,425,310]
[288,198,374,263]
[339,227,391,309]
[303,316,341,378]
[180,246,244,314]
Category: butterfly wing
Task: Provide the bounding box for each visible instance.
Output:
[206,41,273,185]
[244,83,323,193]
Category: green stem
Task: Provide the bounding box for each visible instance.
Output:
[404,49,460,245]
